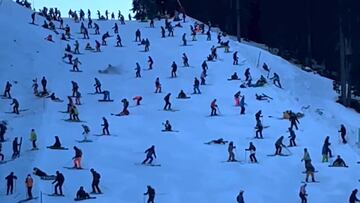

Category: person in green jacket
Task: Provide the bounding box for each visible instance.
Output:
[30,129,37,150]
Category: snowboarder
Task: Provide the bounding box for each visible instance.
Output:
[63,53,73,64]
[94,78,102,93]
[74,40,80,54]
[69,105,80,121]
[48,136,62,149]
[3,81,12,98]
[349,189,360,203]
[339,124,347,144]
[210,99,218,116]
[101,90,111,101]
[304,161,316,182]
[170,62,177,78]
[135,63,141,78]
[239,95,245,114]
[301,148,311,167]
[102,32,110,45]
[227,142,236,161]
[81,125,90,141]
[161,26,166,38]
[112,23,118,34]
[12,137,20,159]
[116,34,123,47]
[236,190,245,203]
[75,186,91,200]
[32,79,39,95]
[244,68,251,81]
[162,120,172,131]
[90,168,102,194]
[182,53,189,67]
[206,30,211,41]
[255,119,263,139]
[132,96,142,105]
[25,174,34,199]
[289,112,300,130]
[233,51,239,65]
[255,93,273,102]
[94,23,100,35]
[120,98,130,115]
[182,33,187,46]
[322,136,332,162]
[234,91,241,106]
[155,77,161,93]
[72,146,82,169]
[263,63,270,76]
[177,90,189,99]
[144,38,150,52]
[299,184,307,203]
[10,98,19,114]
[72,58,81,72]
[274,136,286,155]
[5,172,17,195]
[288,127,296,147]
[270,72,282,88]
[0,143,4,161]
[229,72,239,80]
[200,72,206,85]
[144,185,155,203]
[52,171,65,196]
[31,12,36,24]
[95,40,101,52]
[30,129,37,150]
[331,155,348,167]
[0,121,7,142]
[148,56,153,70]
[102,117,110,135]
[193,77,201,94]
[75,91,81,105]
[142,145,156,165]
[163,93,172,110]
[246,142,257,163]
[71,81,79,97]
[135,29,141,42]
[33,167,50,178]
[168,24,174,36]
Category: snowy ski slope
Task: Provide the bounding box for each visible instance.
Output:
[1,1,360,202]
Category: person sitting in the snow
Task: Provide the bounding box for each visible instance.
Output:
[255,93,273,101]
[85,43,94,50]
[47,93,62,102]
[331,155,348,167]
[45,34,53,42]
[205,138,228,145]
[255,75,267,87]
[163,120,172,131]
[76,186,90,200]
[229,72,239,80]
[177,90,188,99]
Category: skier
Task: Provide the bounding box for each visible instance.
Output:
[32,79,38,95]
[339,124,347,144]
[227,141,236,161]
[116,34,122,47]
[322,136,332,162]
[301,148,311,168]
[162,120,172,131]
[94,78,102,93]
[135,29,141,42]
[304,161,316,182]
[81,125,90,141]
[170,62,177,78]
[299,184,307,203]
[142,145,156,165]
[132,96,142,105]
[0,121,7,142]
[144,185,155,203]
[82,27,89,39]
[289,112,300,130]
[246,142,257,163]
[90,168,102,194]
[217,32,222,43]
[71,81,79,97]
[155,77,161,93]
[69,105,80,121]
[236,190,245,203]
[12,137,20,159]
[288,127,296,147]
[75,91,81,105]
[239,95,245,114]
[95,40,101,52]
[72,58,81,72]
[135,63,141,78]
[94,23,100,35]
[206,30,211,41]
[255,119,263,139]
[144,38,150,52]
[168,24,174,36]
[270,72,282,88]
[234,91,241,106]
[102,117,110,135]
[182,53,189,67]
[148,56,153,70]
[25,174,34,199]
[52,171,65,196]
[331,155,348,167]
[202,60,208,75]
[120,98,130,115]
[0,142,4,161]
[211,46,217,59]
[5,172,17,195]
[349,189,360,203]
[263,63,270,76]
[31,12,36,24]
[193,77,201,94]
[210,99,218,116]
[41,76,47,93]
[161,26,166,38]
[182,33,187,46]
[200,71,206,85]
[274,136,286,155]
[191,29,196,41]
[3,81,12,98]
[72,146,82,169]
[30,129,37,150]
[62,53,73,64]
[163,93,172,110]
[76,186,90,200]
[233,51,239,65]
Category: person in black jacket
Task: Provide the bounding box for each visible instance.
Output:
[41,76,47,93]
[5,172,17,195]
[52,171,64,195]
[289,112,300,130]
[12,137,20,159]
[163,93,171,110]
[193,77,201,94]
[76,186,90,200]
[0,142,4,161]
[73,146,82,169]
[339,124,347,144]
[142,145,156,165]
[33,167,49,177]
[144,185,155,203]
[10,99,19,114]
[102,117,110,135]
[0,122,7,142]
[171,62,177,78]
[349,189,360,203]
[228,142,236,162]
[288,127,296,147]
[246,142,257,163]
[90,168,102,194]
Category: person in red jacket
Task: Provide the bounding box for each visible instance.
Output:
[25,174,34,199]
[133,96,142,105]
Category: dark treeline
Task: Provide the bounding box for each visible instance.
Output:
[179,0,360,104]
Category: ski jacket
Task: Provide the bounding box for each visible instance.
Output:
[30,131,37,141]
[25,176,33,187]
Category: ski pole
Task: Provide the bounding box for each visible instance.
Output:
[284,146,292,155]
[217,107,221,115]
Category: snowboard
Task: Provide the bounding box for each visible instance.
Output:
[62,119,86,123]
[111,113,129,117]
[135,163,161,167]
[40,175,56,180]
[328,165,348,168]
[227,78,241,81]
[74,197,96,201]
[301,181,320,184]
[302,171,318,174]
[159,109,179,112]
[17,196,39,203]
[76,139,93,143]
[70,70,83,72]
[46,193,65,197]
[221,160,243,163]
[87,92,102,95]
[63,166,88,170]
[161,130,179,133]
[267,154,290,157]
[176,97,191,99]
[98,100,114,102]
[5,109,29,114]
[46,146,69,150]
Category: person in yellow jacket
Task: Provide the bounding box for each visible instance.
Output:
[30,129,37,150]
[25,174,33,199]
